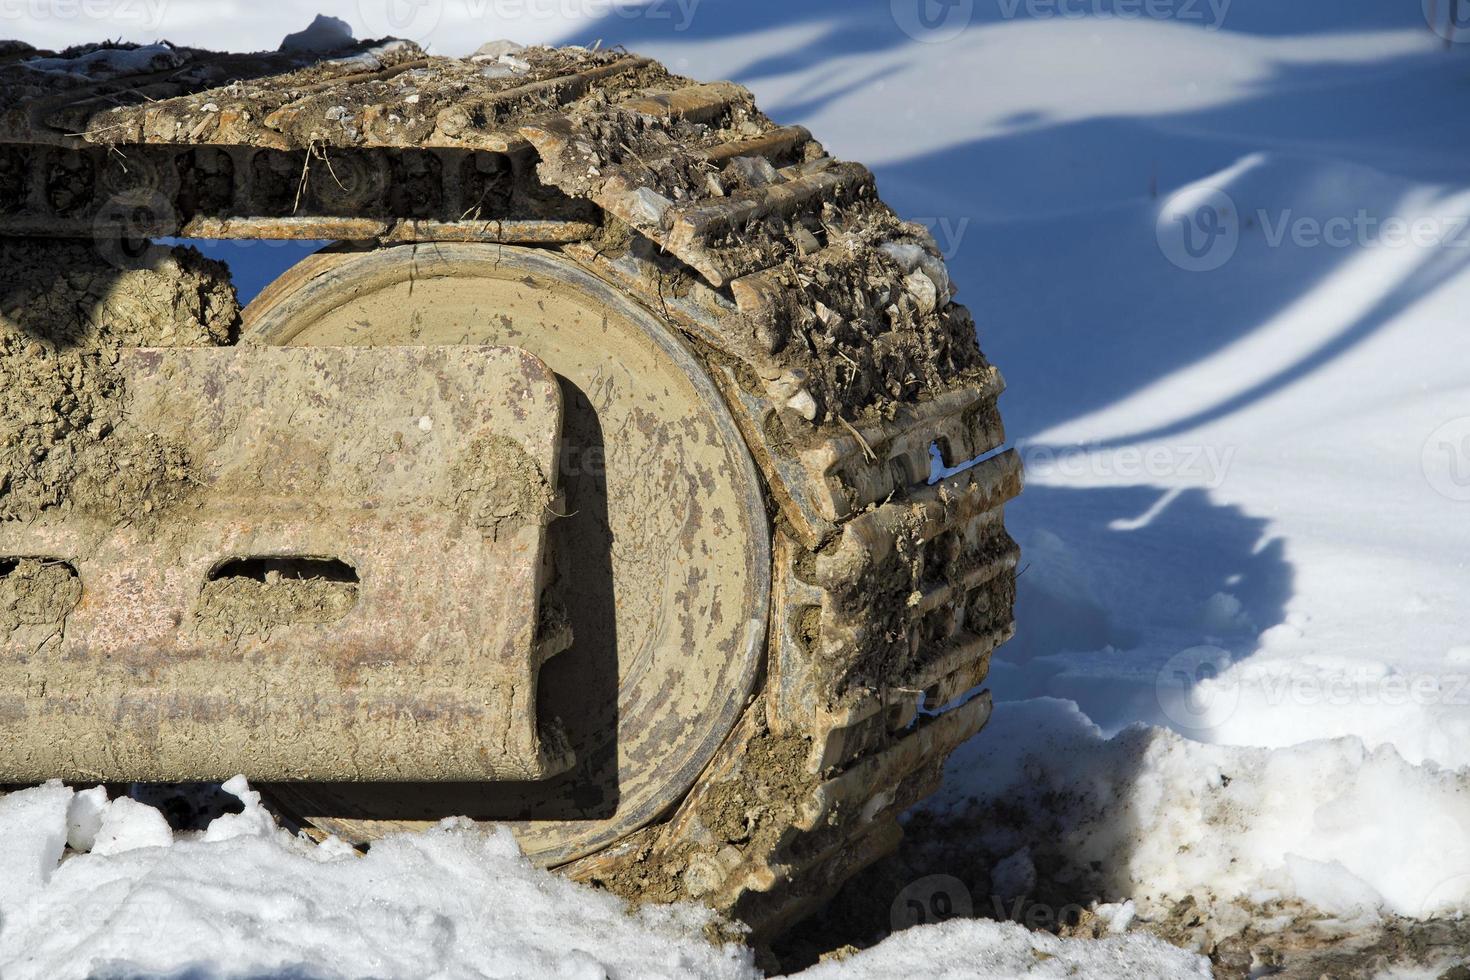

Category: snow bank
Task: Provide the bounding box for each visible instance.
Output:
[796,917,1209,980]
[935,699,1470,921]
[0,779,1207,980]
[0,780,755,980]
[22,44,185,80]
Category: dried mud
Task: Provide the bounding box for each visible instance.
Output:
[0,240,237,522]
[0,558,81,633]
[449,433,554,540]
[195,576,359,641]
[587,722,817,916]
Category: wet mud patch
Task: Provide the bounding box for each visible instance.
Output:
[587,724,818,916]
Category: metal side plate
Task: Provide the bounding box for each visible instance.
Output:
[0,345,572,783]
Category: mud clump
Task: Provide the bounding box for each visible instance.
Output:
[0,239,237,347]
[0,558,81,633]
[0,240,238,522]
[195,574,358,640]
[588,721,816,915]
[449,434,553,540]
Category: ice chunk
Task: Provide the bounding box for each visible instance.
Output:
[66,785,109,852]
[0,781,72,899]
[91,797,173,856]
[1199,591,1253,635]
[1094,899,1138,934]
[471,40,525,62]
[202,775,278,843]
[1282,855,1383,920]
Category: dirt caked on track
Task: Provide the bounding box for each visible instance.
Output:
[0,35,1021,942]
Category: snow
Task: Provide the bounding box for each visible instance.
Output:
[21,43,184,80]
[935,698,1470,921]
[793,917,1210,980]
[0,780,759,980]
[0,779,1205,980]
[3,0,1470,975]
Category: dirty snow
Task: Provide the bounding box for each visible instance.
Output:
[935,698,1470,921]
[21,42,184,79]
[793,916,1210,980]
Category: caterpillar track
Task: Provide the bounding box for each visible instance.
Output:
[0,36,1020,941]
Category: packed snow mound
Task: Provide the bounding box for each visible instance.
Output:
[0,780,755,980]
[936,699,1470,922]
[796,917,1210,980]
[23,43,185,80]
[0,780,1207,980]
